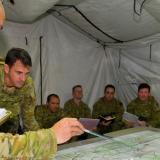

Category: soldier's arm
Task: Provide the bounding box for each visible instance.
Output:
[149,100,160,127]
[0,129,57,159]
[127,101,135,114]
[21,77,39,131]
[58,108,65,120]
[92,102,100,119]
[34,105,44,129]
[0,118,84,159]
[63,102,73,117]
[84,104,91,118]
[114,101,124,121]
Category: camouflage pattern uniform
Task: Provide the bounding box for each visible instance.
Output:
[63,99,91,142]
[0,59,39,133]
[127,96,160,128]
[35,105,64,129]
[0,129,57,159]
[63,99,91,118]
[92,97,125,134]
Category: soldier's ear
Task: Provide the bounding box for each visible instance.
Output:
[4,64,10,74]
[149,92,151,96]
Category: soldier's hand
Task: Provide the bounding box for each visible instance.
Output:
[51,118,84,144]
[138,120,147,127]
[100,116,112,126]
[124,120,135,128]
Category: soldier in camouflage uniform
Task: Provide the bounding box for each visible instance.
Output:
[0,3,84,158]
[92,84,125,134]
[63,85,91,118]
[64,85,91,141]
[35,94,64,128]
[0,128,57,159]
[127,83,160,128]
[0,48,39,134]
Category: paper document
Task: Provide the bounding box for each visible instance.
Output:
[123,112,139,127]
[99,115,116,122]
[79,118,99,130]
[0,108,12,126]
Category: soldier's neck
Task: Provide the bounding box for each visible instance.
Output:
[74,98,81,106]
[138,98,149,104]
[4,74,15,90]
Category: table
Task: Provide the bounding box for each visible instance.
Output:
[54,127,160,160]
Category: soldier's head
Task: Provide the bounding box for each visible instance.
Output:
[0,1,5,30]
[47,94,60,113]
[138,83,151,102]
[4,48,32,88]
[104,84,115,101]
[72,85,83,100]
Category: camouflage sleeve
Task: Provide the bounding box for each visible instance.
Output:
[20,77,39,131]
[58,108,65,119]
[63,102,73,117]
[127,101,135,115]
[0,129,57,159]
[92,102,100,119]
[114,100,124,121]
[149,99,160,127]
[34,105,44,129]
[84,104,91,118]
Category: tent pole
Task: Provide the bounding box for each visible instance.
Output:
[39,36,43,105]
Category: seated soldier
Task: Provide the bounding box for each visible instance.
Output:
[63,85,91,141]
[35,94,64,129]
[63,85,91,118]
[127,83,160,128]
[92,84,125,134]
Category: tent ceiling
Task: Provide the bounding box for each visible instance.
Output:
[3,0,160,44]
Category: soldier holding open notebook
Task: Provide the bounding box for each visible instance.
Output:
[92,84,125,134]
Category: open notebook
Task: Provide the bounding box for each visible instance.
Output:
[0,108,12,126]
[79,118,99,130]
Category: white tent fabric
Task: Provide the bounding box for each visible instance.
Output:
[0,15,107,108]
[3,0,59,23]
[1,14,160,109]
[105,46,160,108]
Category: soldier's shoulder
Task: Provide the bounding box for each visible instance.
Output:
[19,76,34,94]
[64,99,73,109]
[96,97,104,104]
[149,96,158,103]
[127,98,138,107]
[35,105,47,113]
[0,56,4,65]
[36,104,46,109]
[58,107,64,112]
[64,99,72,105]
[26,76,34,84]
[81,101,89,107]
[93,98,104,110]
[93,97,102,106]
[149,96,160,110]
[114,98,123,106]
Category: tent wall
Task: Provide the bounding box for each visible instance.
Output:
[0,15,108,108]
[106,44,160,108]
[1,15,160,109]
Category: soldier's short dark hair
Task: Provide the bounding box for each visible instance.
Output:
[104,84,115,93]
[72,85,82,93]
[5,48,32,67]
[47,94,60,103]
[138,83,150,92]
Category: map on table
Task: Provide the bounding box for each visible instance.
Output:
[54,130,160,160]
